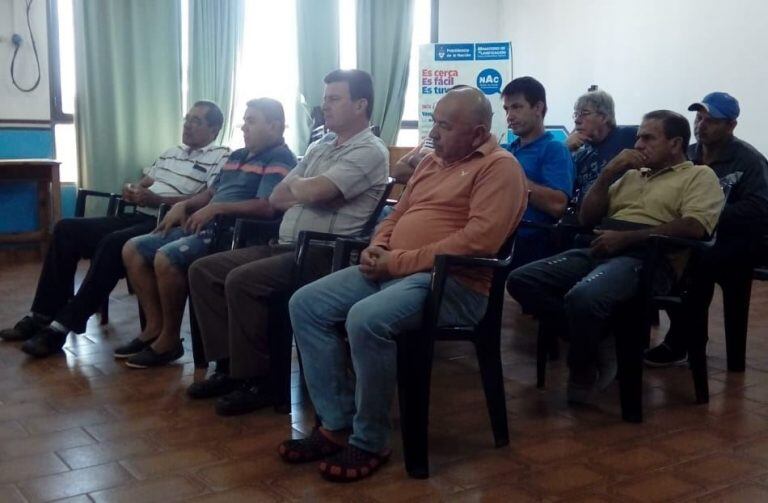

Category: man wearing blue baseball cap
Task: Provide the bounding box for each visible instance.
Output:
[645,92,768,368]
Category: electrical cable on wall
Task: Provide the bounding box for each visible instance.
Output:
[10,0,41,93]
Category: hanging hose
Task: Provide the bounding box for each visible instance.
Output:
[10,0,42,93]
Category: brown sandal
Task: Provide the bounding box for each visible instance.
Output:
[278,428,344,464]
[319,445,391,482]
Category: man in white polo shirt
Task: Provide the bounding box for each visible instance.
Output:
[0,101,230,358]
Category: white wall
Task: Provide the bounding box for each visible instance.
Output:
[439,0,768,154]
[0,0,50,122]
[438,0,502,43]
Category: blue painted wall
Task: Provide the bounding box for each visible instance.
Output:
[0,127,75,233]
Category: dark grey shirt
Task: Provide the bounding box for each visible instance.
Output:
[689,137,768,238]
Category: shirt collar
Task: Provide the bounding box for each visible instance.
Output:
[182,139,219,155]
[510,131,551,151]
[644,160,693,179]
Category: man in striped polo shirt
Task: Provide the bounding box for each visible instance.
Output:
[117,98,296,368]
[3,101,229,357]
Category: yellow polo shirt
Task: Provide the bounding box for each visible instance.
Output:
[608,161,724,235]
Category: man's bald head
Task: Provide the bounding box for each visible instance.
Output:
[429,86,493,164]
[442,86,493,130]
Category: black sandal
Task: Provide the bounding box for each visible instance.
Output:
[278,427,345,464]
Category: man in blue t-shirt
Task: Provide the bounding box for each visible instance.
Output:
[117,98,297,368]
[566,89,638,207]
[502,77,575,267]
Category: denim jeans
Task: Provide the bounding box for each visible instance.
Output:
[507,248,643,375]
[289,265,488,453]
[129,225,216,271]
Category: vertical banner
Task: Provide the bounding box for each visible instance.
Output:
[418,42,512,142]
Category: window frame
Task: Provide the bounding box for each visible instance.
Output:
[398,0,438,135]
[47,0,73,125]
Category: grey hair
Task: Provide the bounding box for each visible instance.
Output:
[574,89,616,127]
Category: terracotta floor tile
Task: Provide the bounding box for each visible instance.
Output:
[17,462,135,502]
[187,484,285,502]
[0,419,29,441]
[528,463,606,496]
[89,474,206,502]
[0,453,70,484]
[674,453,768,488]
[449,483,542,502]
[0,427,95,459]
[120,446,223,479]
[697,483,768,502]
[592,445,673,475]
[514,436,591,464]
[57,436,160,469]
[439,450,526,487]
[611,473,703,502]
[22,408,114,435]
[0,484,28,503]
[195,459,285,491]
[654,428,732,457]
[0,401,57,422]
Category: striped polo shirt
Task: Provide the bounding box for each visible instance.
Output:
[144,141,230,196]
[210,142,296,203]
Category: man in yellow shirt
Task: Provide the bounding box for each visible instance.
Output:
[507,110,724,403]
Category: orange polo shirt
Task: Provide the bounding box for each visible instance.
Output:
[371,135,528,295]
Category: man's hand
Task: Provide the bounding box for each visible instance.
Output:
[603,149,647,180]
[359,245,392,281]
[131,186,162,207]
[566,131,588,152]
[184,204,220,234]
[153,202,187,236]
[590,229,635,258]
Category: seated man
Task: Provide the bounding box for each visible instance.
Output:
[185,69,389,412]
[567,89,638,207]
[279,87,527,483]
[507,110,724,402]
[118,98,296,368]
[1,101,229,357]
[502,76,574,266]
[645,92,768,366]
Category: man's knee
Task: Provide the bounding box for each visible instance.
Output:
[564,283,606,320]
[287,281,319,320]
[154,251,181,278]
[224,265,255,299]
[53,218,80,238]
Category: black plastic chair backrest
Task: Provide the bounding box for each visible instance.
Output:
[360,177,396,236]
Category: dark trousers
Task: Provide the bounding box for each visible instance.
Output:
[663,237,761,356]
[507,248,643,373]
[31,214,156,333]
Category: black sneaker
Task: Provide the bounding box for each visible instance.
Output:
[644,343,688,367]
[215,384,273,416]
[187,372,241,399]
[114,337,158,359]
[21,327,68,357]
[125,342,184,369]
[1,315,45,341]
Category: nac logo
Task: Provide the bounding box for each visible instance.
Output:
[476,69,502,95]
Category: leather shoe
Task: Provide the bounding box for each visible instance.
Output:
[215,384,273,416]
[187,372,241,399]
[21,327,68,357]
[1,315,45,341]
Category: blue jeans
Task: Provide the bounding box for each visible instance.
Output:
[289,266,488,453]
[507,248,643,376]
[129,225,215,270]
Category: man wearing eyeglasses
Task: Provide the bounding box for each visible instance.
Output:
[645,92,768,368]
[1,101,230,357]
[502,76,574,267]
[567,89,638,207]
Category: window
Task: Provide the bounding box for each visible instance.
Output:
[48,0,78,183]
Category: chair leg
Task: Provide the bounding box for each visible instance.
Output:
[536,324,548,389]
[615,304,647,423]
[723,274,753,372]
[99,301,109,325]
[267,297,293,413]
[397,330,434,479]
[474,333,509,448]
[689,340,709,404]
[188,299,208,369]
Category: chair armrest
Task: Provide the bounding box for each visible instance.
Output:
[294,231,369,272]
[519,219,555,232]
[647,233,714,252]
[232,218,281,249]
[115,197,139,217]
[75,189,118,217]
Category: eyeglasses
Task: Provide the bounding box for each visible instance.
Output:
[572,110,600,120]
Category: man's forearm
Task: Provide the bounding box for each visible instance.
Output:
[528,181,568,218]
[620,217,708,246]
[579,176,612,226]
[269,179,299,211]
[179,189,213,213]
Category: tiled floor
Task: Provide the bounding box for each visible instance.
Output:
[1,258,768,502]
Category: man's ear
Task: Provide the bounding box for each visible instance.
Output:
[534,101,546,117]
[471,125,489,148]
[356,98,368,115]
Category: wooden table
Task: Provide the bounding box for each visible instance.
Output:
[0,159,61,255]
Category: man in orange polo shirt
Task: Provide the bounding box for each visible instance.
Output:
[277,87,528,482]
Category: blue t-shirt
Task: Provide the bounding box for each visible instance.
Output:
[571,125,638,206]
[506,131,575,226]
[211,143,296,203]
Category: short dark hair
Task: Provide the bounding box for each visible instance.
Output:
[192,100,224,135]
[501,76,547,116]
[643,109,691,155]
[324,69,374,119]
[246,97,286,130]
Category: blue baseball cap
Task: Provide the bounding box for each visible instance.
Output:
[688,92,740,120]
